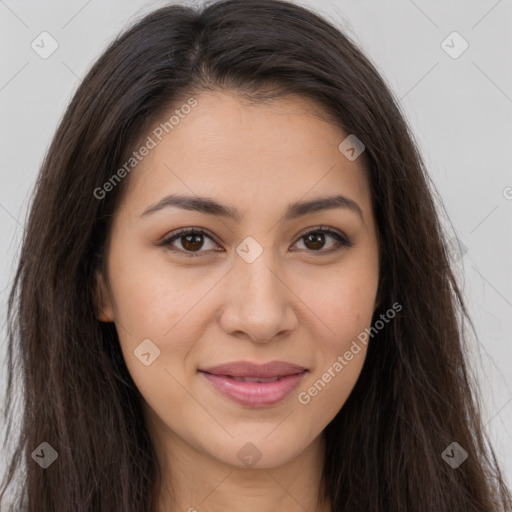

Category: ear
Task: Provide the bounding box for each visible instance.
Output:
[94,268,115,322]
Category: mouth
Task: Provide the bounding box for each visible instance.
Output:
[215,375,286,382]
[198,361,307,407]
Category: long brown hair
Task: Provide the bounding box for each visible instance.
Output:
[1,1,510,510]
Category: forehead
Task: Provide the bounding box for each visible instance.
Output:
[118,90,371,218]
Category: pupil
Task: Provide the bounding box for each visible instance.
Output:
[183,234,203,251]
[305,232,324,250]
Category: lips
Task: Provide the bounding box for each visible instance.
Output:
[200,360,306,379]
[199,361,307,407]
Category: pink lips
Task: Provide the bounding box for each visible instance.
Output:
[199,361,307,407]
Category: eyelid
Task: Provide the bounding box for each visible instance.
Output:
[158,227,221,256]
[291,225,353,254]
[159,225,352,257]
[159,226,218,244]
[295,225,349,243]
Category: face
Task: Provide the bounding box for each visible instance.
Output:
[95,90,380,471]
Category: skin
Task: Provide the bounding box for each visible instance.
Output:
[95,90,380,512]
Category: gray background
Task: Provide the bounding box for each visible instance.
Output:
[1,0,511,489]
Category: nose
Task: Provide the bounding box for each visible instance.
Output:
[219,248,298,344]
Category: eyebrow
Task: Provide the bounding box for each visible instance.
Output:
[140,193,364,223]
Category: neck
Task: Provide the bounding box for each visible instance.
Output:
[151,426,330,512]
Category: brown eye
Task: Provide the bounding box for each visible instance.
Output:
[160,226,352,258]
[181,233,205,252]
[161,228,219,256]
[303,232,327,250]
[293,228,352,254]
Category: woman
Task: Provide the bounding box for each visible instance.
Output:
[1,0,510,510]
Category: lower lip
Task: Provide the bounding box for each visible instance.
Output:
[200,371,306,407]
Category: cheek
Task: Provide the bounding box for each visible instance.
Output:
[296,347,367,438]
[302,276,374,388]
[295,286,372,432]
[106,233,206,337]
[294,259,377,421]
[105,241,210,393]
[300,259,378,350]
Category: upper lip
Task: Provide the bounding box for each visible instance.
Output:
[199,361,307,378]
